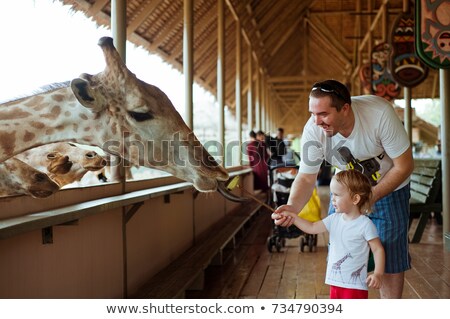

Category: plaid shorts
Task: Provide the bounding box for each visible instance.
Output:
[328,184,411,274]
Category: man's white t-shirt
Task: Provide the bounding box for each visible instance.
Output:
[322,213,379,291]
[299,95,410,189]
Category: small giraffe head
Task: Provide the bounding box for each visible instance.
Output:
[46,152,73,175]
[17,143,107,187]
[69,37,231,193]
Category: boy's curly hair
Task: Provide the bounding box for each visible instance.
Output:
[334,170,373,212]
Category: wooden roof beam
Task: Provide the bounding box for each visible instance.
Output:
[351,0,389,79]
[194,17,235,78]
[262,1,302,45]
[87,0,109,16]
[149,10,183,50]
[306,17,351,67]
[127,0,165,36]
[174,9,235,65]
[268,75,324,83]
[269,18,301,58]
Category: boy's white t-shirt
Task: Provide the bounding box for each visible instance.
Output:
[322,213,379,291]
[299,95,410,189]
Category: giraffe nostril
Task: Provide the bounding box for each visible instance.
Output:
[34,173,48,183]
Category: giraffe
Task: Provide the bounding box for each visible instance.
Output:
[16,143,107,188]
[0,37,239,199]
[15,144,73,177]
[330,252,352,282]
[0,158,60,198]
[349,264,366,286]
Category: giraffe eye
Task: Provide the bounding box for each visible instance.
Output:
[85,152,97,159]
[128,111,154,122]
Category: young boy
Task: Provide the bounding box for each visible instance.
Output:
[272,170,385,298]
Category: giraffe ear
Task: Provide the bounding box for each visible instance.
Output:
[71,78,104,112]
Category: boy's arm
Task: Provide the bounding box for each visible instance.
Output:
[366,237,385,289]
[289,212,327,235]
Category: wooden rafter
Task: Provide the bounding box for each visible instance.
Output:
[87,0,109,16]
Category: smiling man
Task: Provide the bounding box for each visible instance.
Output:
[273,79,414,299]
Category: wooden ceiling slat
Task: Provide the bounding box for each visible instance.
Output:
[259,1,301,47]
[87,0,109,15]
[127,0,165,36]
[307,16,352,66]
[148,10,183,50]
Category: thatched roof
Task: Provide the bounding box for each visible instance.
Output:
[60,0,440,134]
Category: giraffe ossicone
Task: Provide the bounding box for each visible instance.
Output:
[0,37,243,199]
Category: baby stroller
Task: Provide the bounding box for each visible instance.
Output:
[266,164,321,252]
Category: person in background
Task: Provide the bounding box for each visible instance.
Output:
[272,170,385,299]
[256,130,267,143]
[266,128,287,167]
[273,79,413,299]
[246,130,269,192]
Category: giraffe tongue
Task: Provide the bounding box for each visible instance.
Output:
[217,181,249,203]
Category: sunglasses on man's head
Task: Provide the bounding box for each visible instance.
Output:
[311,83,346,102]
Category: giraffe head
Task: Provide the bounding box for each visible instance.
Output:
[17,143,107,188]
[69,37,235,195]
[46,152,73,175]
[0,158,60,198]
[15,145,73,176]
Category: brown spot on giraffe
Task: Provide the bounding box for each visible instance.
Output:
[40,105,61,120]
[0,131,16,158]
[23,131,35,143]
[33,103,48,112]
[24,96,44,108]
[123,131,131,139]
[79,114,88,120]
[0,109,31,120]
[111,123,117,135]
[31,121,45,129]
[52,94,65,102]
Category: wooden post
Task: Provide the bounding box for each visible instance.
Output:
[111,0,128,299]
[217,0,225,162]
[255,64,260,130]
[247,44,253,132]
[404,87,413,143]
[401,0,413,143]
[441,69,450,251]
[184,0,194,129]
[235,20,243,165]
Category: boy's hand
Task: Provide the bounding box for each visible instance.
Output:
[366,273,383,289]
[272,205,296,227]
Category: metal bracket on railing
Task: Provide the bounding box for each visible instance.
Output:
[42,227,53,245]
[124,202,144,224]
